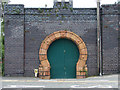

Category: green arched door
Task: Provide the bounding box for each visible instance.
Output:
[47,38,79,79]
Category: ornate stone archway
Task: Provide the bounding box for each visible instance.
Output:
[39,30,88,79]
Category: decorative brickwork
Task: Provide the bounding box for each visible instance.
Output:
[4,3,119,77]
[39,30,88,79]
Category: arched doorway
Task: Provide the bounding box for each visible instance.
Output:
[47,38,79,79]
[39,30,88,79]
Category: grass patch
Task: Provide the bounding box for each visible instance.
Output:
[1,19,5,76]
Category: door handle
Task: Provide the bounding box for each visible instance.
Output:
[64,50,66,53]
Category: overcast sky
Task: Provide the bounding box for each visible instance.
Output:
[9,0,118,8]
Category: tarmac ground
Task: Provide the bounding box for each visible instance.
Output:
[0,74,119,89]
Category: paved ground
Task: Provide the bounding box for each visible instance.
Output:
[0,74,119,89]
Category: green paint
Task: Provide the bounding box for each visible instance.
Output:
[47,39,79,79]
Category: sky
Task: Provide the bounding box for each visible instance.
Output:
[9,0,118,8]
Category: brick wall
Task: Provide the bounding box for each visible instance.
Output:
[3,3,119,77]
[4,5,24,76]
[101,4,119,74]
